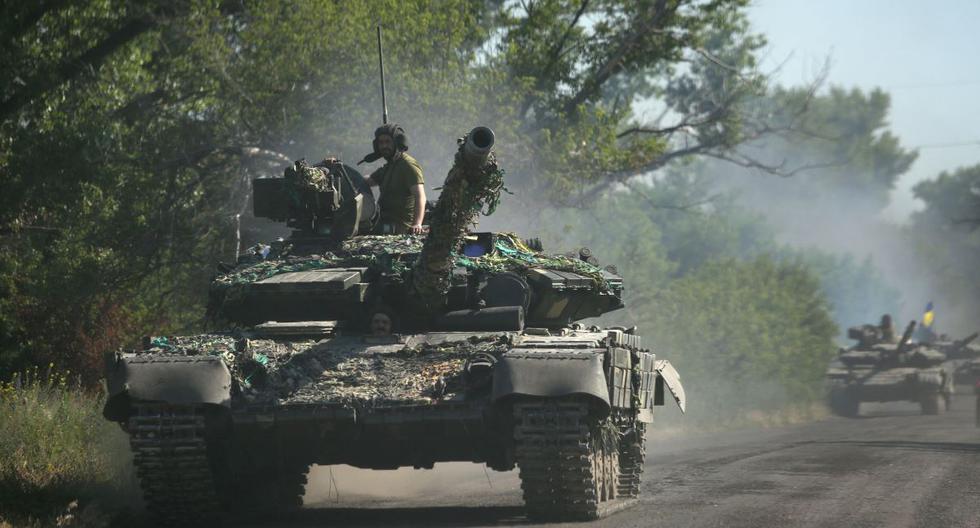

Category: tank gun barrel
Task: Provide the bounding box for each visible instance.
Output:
[946,332,979,359]
[413,127,502,312]
[897,320,917,354]
[957,332,979,349]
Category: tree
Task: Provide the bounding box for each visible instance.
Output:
[905,164,980,333]
[0,0,833,381]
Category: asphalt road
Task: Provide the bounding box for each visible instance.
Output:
[248,393,980,528]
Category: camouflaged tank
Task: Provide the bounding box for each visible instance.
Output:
[923,333,980,385]
[825,320,953,417]
[103,127,686,525]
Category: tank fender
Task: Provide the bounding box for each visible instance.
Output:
[654,359,686,413]
[491,349,611,415]
[103,354,232,421]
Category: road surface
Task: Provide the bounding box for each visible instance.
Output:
[246,393,980,528]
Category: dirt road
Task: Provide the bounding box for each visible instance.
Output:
[248,393,980,528]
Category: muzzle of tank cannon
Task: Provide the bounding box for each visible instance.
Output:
[413,127,503,313]
[463,126,495,164]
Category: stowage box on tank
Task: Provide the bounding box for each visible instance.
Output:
[103,127,686,525]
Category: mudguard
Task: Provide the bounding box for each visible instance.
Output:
[491,349,611,414]
[655,359,686,413]
[103,354,232,421]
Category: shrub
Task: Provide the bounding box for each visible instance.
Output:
[0,367,137,526]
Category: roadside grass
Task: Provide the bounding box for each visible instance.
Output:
[0,367,140,527]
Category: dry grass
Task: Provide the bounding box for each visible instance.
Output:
[0,367,140,527]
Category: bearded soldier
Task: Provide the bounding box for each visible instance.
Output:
[360,124,426,234]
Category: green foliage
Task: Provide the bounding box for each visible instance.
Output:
[646,257,837,415]
[519,177,841,417]
[0,1,493,380]
[738,86,918,209]
[1,0,778,382]
[906,164,980,331]
[0,368,136,526]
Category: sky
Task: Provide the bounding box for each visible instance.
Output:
[748,0,980,222]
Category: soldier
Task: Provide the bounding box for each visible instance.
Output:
[368,307,397,336]
[361,124,426,234]
[879,314,897,344]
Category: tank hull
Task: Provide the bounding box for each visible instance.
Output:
[106,328,685,524]
[826,365,952,417]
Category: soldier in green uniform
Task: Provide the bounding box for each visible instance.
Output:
[362,124,426,234]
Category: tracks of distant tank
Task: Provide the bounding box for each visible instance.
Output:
[128,403,222,526]
[513,399,643,521]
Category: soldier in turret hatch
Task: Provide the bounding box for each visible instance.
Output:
[360,124,426,235]
[879,314,897,344]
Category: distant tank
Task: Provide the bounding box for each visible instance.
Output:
[103,127,686,525]
[922,332,980,385]
[826,320,953,417]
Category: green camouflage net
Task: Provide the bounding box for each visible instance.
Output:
[139,333,512,407]
[454,233,615,292]
[212,232,615,296]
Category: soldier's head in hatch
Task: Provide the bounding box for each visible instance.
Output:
[373,124,408,161]
[370,311,394,336]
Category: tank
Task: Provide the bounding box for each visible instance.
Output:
[825,320,953,417]
[923,333,980,385]
[103,127,686,525]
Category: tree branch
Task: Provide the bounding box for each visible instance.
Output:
[0,15,155,122]
[563,0,672,113]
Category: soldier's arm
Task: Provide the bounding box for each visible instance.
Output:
[410,184,426,232]
[366,168,382,187]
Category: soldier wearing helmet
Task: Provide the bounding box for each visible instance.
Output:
[361,124,426,235]
[879,314,897,344]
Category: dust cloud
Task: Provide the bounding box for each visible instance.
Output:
[304,463,519,507]
[711,162,976,334]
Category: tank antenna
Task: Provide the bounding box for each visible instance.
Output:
[376,23,389,125]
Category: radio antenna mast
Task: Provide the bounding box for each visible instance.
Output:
[376,23,389,124]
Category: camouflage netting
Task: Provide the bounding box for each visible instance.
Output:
[459,233,616,292]
[214,231,614,297]
[140,333,512,407]
[413,134,506,309]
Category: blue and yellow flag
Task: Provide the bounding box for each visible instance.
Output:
[922,301,935,328]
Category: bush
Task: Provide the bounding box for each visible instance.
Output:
[643,256,839,425]
[0,367,138,527]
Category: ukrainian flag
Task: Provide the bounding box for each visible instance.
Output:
[923,302,935,328]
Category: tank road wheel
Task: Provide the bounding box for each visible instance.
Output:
[617,421,646,498]
[128,403,223,526]
[920,392,946,415]
[513,398,619,522]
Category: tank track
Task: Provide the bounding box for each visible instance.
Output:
[617,421,646,498]
[513,399,625,521]
[128,403,222,526]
